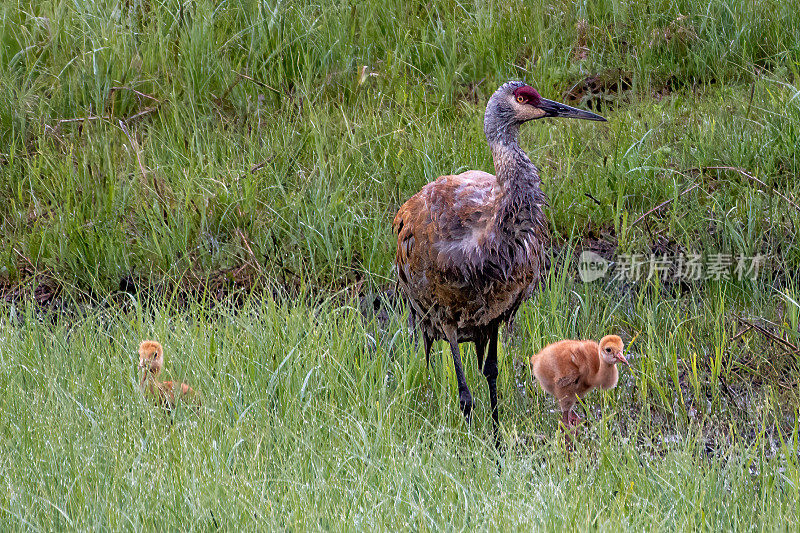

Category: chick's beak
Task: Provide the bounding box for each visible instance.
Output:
[616,352,629,366]
[539,98,607,122]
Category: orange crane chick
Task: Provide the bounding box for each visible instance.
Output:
[531,335,627,430]
[138,340,199,409]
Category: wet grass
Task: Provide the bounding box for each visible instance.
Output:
[1,274,798,529]
[1,0,800,529]
[2,0,800,293]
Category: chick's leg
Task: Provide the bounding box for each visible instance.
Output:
[567,409,582,428]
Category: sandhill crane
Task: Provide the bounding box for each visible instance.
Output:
[393,81,605,445]
[138,340,199,409]
[531,335,627,436]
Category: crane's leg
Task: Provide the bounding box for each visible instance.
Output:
[423,332,433,368]
[410,311,434,368]
[483,324,501,449]
[559,397,581,428]
[443,326,473,423]
[474,333,487,372]
[561,409,571,430]
[559,398,577,450]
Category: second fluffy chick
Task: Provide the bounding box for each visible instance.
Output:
[138,340,199,409]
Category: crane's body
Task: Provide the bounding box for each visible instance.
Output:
[394,168,547,341]
[394,81,605,445]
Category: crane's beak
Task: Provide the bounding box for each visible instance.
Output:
[615,352,629,366]
[539,98,606,122]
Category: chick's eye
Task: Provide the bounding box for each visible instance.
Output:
[516,95,525,103]
[605,348,611,352]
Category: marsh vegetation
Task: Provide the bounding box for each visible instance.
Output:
[1,0,799,529]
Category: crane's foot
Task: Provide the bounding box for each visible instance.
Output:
[459,391,474,423]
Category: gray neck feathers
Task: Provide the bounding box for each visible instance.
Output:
[483,86,541,188]
[483,86,545,235]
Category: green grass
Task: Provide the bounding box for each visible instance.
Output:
[1,0,800,529]
[2,0,800,292]
[1,278,798,529]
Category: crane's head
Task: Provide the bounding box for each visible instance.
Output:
[138,340,164,381]
[599,335,628,366]
[485,81,605,140]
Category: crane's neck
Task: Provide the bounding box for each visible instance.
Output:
[485,115,541,183]
[140,369,161,391]
[592,359,620,390]
[486,125,544,233]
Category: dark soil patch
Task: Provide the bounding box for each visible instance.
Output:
[564,70,633,113]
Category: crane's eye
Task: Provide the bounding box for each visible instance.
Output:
[516,95,525,103]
